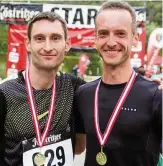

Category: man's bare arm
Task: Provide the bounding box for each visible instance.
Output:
[75,134,86,155]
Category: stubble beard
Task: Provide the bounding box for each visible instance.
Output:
[100,50,130,69]
[31,54,64,72]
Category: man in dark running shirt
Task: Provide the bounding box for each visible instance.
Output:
[74,1,162,166]
[0,12,86,166]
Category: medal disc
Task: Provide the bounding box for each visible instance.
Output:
[96,152,107,165]
[34,153,46,166]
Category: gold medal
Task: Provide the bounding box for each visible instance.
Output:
[34,153,46,166]
[94,72,136,165]
[96,146,107,165]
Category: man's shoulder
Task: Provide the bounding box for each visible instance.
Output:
[0,74,19,89]
[58,72,86,88]
[60,72,79,80]
[136,74,161,95]
[0,73,18,85]
[0,73,23,97]
[137,74,160,87]
[78,78,100,93]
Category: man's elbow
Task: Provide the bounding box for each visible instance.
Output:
[75,145,86,155]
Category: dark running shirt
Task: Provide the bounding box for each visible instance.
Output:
[75,74,162,166]
[0,71,85,166]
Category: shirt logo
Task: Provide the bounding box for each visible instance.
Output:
[122,107,137,112]
[38,111,48,120]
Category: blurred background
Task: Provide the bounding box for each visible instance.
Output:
[0,0,162,82]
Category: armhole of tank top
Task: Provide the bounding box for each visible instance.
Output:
[0,89,7,135]
[0,90,7,165]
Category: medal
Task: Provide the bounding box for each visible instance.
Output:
[25,65,56,147]
[25,65,56,162]
[34,153,46,166]
[96,146,107,165]
[94,71,137,165]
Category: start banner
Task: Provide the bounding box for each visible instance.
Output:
[0,3,146,26]
[43,4,146,28]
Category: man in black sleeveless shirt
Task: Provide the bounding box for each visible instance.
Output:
[74,2,162,166]
[0,12,86,166]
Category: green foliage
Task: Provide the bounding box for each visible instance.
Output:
[62,56,79,73]
[145,1,162,43]
[128,1,162,42]
[85,52,102,76]
[63,52,102,76]
[0,53,7,78]
[146,1,162,26]
[0,24,8,78]
[0,24,8,55]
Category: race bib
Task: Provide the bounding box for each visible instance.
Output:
[23,133,73,166]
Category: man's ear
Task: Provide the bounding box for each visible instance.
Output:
[65,37,71,53]
[25,37,31,53]
[132,33,139,47]
[95,31,99,50]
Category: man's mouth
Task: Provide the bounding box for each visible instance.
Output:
[104,50,120,53]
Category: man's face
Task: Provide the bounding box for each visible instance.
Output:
[95,9,138,67]
[26,19,70,71]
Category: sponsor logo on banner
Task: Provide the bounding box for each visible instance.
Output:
[0,4,42,24]
[6,24,27,77]
[8,47,20,63]
[135,7,146,22]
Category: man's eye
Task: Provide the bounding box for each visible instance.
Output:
[117,33,126,37]
[98,31,108,38]
[35,36,44,42]
[98,33,108,38]
[52,36,60,41]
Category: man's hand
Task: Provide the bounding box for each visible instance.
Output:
[152,78,163,90]
[158,83,163,90]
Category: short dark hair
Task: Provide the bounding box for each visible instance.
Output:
[137,66,145,76]
[27,11,68,40]
[95,1,137,34]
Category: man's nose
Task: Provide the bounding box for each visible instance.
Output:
[106,35,117,47]
[43,40,53,52]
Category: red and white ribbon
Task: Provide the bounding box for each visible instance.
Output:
[94,71,137,146]
[25,65,56,147]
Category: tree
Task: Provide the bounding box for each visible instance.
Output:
[0,24,8,55]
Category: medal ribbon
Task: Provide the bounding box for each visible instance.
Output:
[94,71,137,146]
[25,65,56,147]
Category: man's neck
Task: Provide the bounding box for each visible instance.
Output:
[25,65,57,90]
[102,61,133,85]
